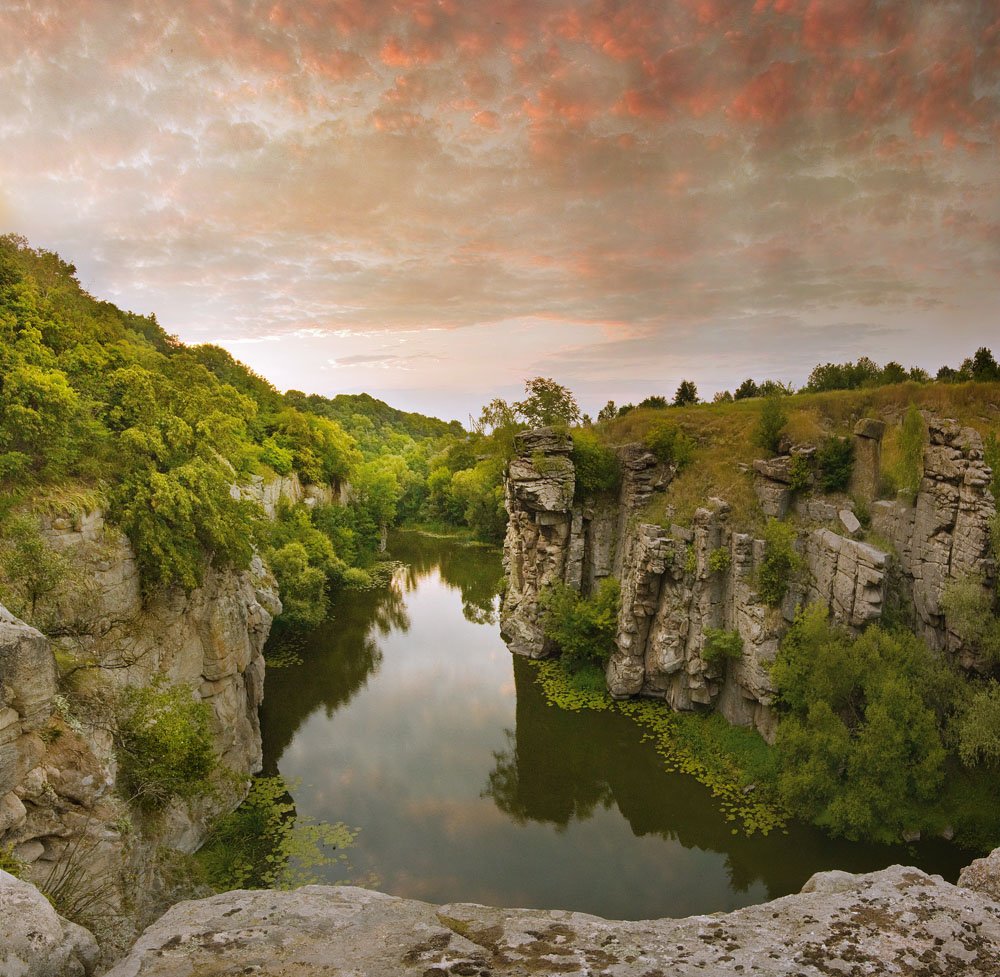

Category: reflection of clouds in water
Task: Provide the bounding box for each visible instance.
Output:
[267,533,966,920]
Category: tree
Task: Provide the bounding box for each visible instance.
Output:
[539,577,620,671]
[597,401,617,423]
[672,380,698,406]
[713,390,733,403]
[754,395,788,454]
[734,378,758,400]
[771,606,952,842]
[971,347,1000,383]
[638,395,668,410]
[515,378,581,428]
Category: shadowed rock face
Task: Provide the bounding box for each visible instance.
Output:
[97,853,1000,977]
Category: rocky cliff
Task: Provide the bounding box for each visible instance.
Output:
[6,847,999,977]
[0,508,280,943]
[501,415,996,739]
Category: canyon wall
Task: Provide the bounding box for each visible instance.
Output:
[500,416,996,739]
[0,508,279,939]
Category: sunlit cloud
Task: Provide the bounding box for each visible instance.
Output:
[0,0,997,417]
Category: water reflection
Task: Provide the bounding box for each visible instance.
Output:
[260,531,968,920]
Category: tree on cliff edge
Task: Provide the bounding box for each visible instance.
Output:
[516,377,581,428]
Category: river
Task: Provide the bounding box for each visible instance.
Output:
[260,530,967,920]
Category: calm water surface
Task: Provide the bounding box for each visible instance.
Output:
[261,531,968,920]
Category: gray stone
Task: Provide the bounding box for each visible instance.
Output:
[103,860,1000,977]
[960,847,1000,902]
[839,508,862,535]
[0,869,99,976]
[0,608,56,731]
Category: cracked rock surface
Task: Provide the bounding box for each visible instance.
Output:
[102,859,1000,976]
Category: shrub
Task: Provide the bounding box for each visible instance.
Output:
[707,547,731,574]
[787,454,812,493]
[268,542,328,629]
[115,680,217,812]
[757,519,800,607]
[570,428,621,497]
[643,422,695,468]
[754,395,788,454]
[894,404,925,502]
[957,682,1000,768]
[815,437,854,493]
[539,577,620,671]
[941,576,1000,664]
[702,628,743,665]
[684,543,697,576]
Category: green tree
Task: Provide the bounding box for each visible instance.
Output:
[734,378,758,400]
[515,377,580,428]
[771,606,952,842]
[672,380,698,406]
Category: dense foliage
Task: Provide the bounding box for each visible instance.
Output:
[753,395,788,454]
[114,680,217,812]
[814,436,854,493]
[757,519,800,606]
[539,577,620,672]
[771,607,960,843]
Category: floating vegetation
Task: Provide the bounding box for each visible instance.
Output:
[530,659,787,836]
[196,776,356,891]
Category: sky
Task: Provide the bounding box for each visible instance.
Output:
[1,0,998,421]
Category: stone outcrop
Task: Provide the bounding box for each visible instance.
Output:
[0,508,280,944]
[849,417,886,502]
[0,869,99,977]
[502,431,895,739]
[502,413,996,738]
[871,416,997,666]
[500,428,669,659]
[231,472,338,519]
[95,850,1000,976]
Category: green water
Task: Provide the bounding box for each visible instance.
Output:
[260,530,968,920]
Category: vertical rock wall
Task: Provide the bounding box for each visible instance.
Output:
[501,413,996,740]
[0,508,280,932]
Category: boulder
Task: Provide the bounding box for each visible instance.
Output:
[0,869,99,977]
[960,847,1000,902]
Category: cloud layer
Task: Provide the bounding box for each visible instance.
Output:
[1,0,997,416]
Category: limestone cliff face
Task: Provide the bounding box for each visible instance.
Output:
[500,414,996,739]
[871,416,997,667]
[0,508,279,932]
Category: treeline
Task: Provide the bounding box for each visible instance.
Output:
[0,235,468,632]
[594,348,1000,416]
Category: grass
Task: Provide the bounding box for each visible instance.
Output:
[593,381,1000,531]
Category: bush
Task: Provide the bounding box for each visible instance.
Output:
[815,437,854,493]
[539,577,620,671]
[707,547,731,574]
[941,576,1000,664]
[787,454,812,493]
[754,395,788,454]
[115,680,217,812]
[757,519,800,606]
[570,428,620,497]
[958,682,1000,768]
[895,404,925,502]
[702,628,743,665]
[771,605,954,842]
[643,422,694,468]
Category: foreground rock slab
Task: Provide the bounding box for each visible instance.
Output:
[0,869,99,977]
[104,864,1000,977]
